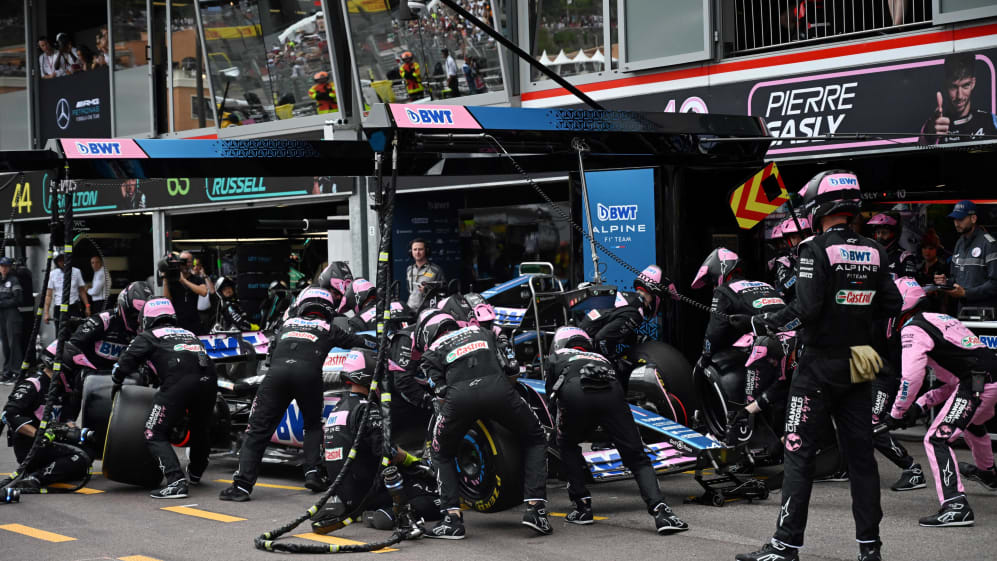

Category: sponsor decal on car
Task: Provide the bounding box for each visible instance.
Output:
[446,340,488,363]
[834,289,874,305]
[282,331,318,342]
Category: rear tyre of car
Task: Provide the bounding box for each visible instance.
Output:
[627,341,699,426]
[81,374,115,460]
[102,385,165,488]
[457,420,524,513]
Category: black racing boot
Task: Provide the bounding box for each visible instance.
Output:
[150,479,189,499]
[735,540,799,561]
[219,484,251,502]
[8,475,41,494]
[919,496,975,527]
[566,498,594,525]
[425,512,466,540]
[814,468,849,483]
[522,502,553,535]
[652,502,689,534]
[858,541,883,561]
[890,463,926,492]
[959,462,997,492]
[304,470,330,493]
[187,466,204,486]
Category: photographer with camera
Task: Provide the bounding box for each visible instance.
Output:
[1,356,94,493]
[160,251,208,335]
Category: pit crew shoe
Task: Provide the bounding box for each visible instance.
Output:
[735,540,799,561]
[814,469,849,483]
[8,476,41,494]
[566,498,594,525]
[652,503,689,534]
[219,484,251,502]
[857,541,883,561]
[304,470,330,493]
[522,503,553,535]
[918,497,974,527]
[187,467,203,486]
[150,479,189,499]
[425,512,466,540]
[890,463,926,491]
[959,462,997,492]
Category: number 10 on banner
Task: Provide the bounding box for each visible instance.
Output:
[11,181,33,214]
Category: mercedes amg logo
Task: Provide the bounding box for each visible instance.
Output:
[56,98,71,130]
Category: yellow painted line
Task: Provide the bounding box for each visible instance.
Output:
[549,512,609,521]
[214,479,308,491]
[47,483,104,494]
[0,523,76,542]
[160,506,246,522]
[294,533,397,553]
[120,556,165,561]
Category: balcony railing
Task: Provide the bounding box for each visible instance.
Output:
[729,0,931,56]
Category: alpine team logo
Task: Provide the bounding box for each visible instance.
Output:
[752,297,784,308]
[445,340,487,363]
[405,107,455,125]
[835,289,874,305]
[596,203,638,221]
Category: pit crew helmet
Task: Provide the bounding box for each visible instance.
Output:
[691,248,742,289]
[868,211,901,247]
[633,264,663,316]
[291,287,338,322]
[463,292,496,326]
[316,261,353,302]
[342,278,376,315]
[550,326,593,354]
[117,281,152,333]
[341,348,377,387]
[141,298,177,332]
[414,310,459,352]
[799,170,862,232]
[895,277,927,317]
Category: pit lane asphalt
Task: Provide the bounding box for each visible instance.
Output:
[1,383,994,561]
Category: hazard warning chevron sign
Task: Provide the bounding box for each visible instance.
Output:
[729,162,789,230]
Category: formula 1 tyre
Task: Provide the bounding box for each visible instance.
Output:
[458,419,523,513]
[102,385,163,488]
[81,374,139,460]
[627,341,699,426]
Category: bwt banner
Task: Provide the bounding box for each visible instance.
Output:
[596,49,997,157]
[38,67,111,142]
[580,168,657,287]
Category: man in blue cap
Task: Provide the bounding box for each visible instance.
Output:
[935,200,997,312]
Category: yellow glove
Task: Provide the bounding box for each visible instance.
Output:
[401,452,421,467]
[249,323,260,331]
[849,345,883,383]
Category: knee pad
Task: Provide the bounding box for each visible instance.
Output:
[967,423,988,438]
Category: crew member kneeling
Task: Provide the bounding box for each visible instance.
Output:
[546,326,688,533]
[316,348,441,532]
[112,298,218,499]
[2,359,93,492]
[220,287,374,502]
[418,312,550,539]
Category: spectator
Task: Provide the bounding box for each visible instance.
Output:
[462,55,485,94]
[37,36,59,78]
[198,268,216,332]
[54,33,83,76]
[162,251,208,334]
[935,201,997,314]
[406,238,444,312]
[917,229,949,312]
[87,256,107,314]
[14,258,34,372]
[0,257,23,383]
[442,47,459,97]
[43,252,90,334]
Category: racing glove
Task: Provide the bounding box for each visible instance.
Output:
[724,407,754,446]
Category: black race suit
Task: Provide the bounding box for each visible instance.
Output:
[215,296,254,332]
[324,392,441,521]
[3,373,90,485]
[547,348,664,512]
[232,317,370,491]
[884,243,918,280]
[387,326,433,433]
[763,224,902,548]
[113,326,217,485]
[577,291,645,388]
[771,253,798,302]
[421,326,546,511]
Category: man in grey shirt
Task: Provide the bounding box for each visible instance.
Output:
[935,200,997,312]
[406,238,444,312]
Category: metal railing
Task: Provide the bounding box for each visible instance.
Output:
[729,0,931,56]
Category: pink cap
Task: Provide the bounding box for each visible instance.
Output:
[143,298,175,318]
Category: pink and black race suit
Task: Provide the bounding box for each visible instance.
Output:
[892,312,997,504]
[703,279,784,357]
[66,311,135,373]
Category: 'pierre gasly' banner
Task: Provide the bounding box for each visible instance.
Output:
[580,168,657,288]
[597,49,997,158]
